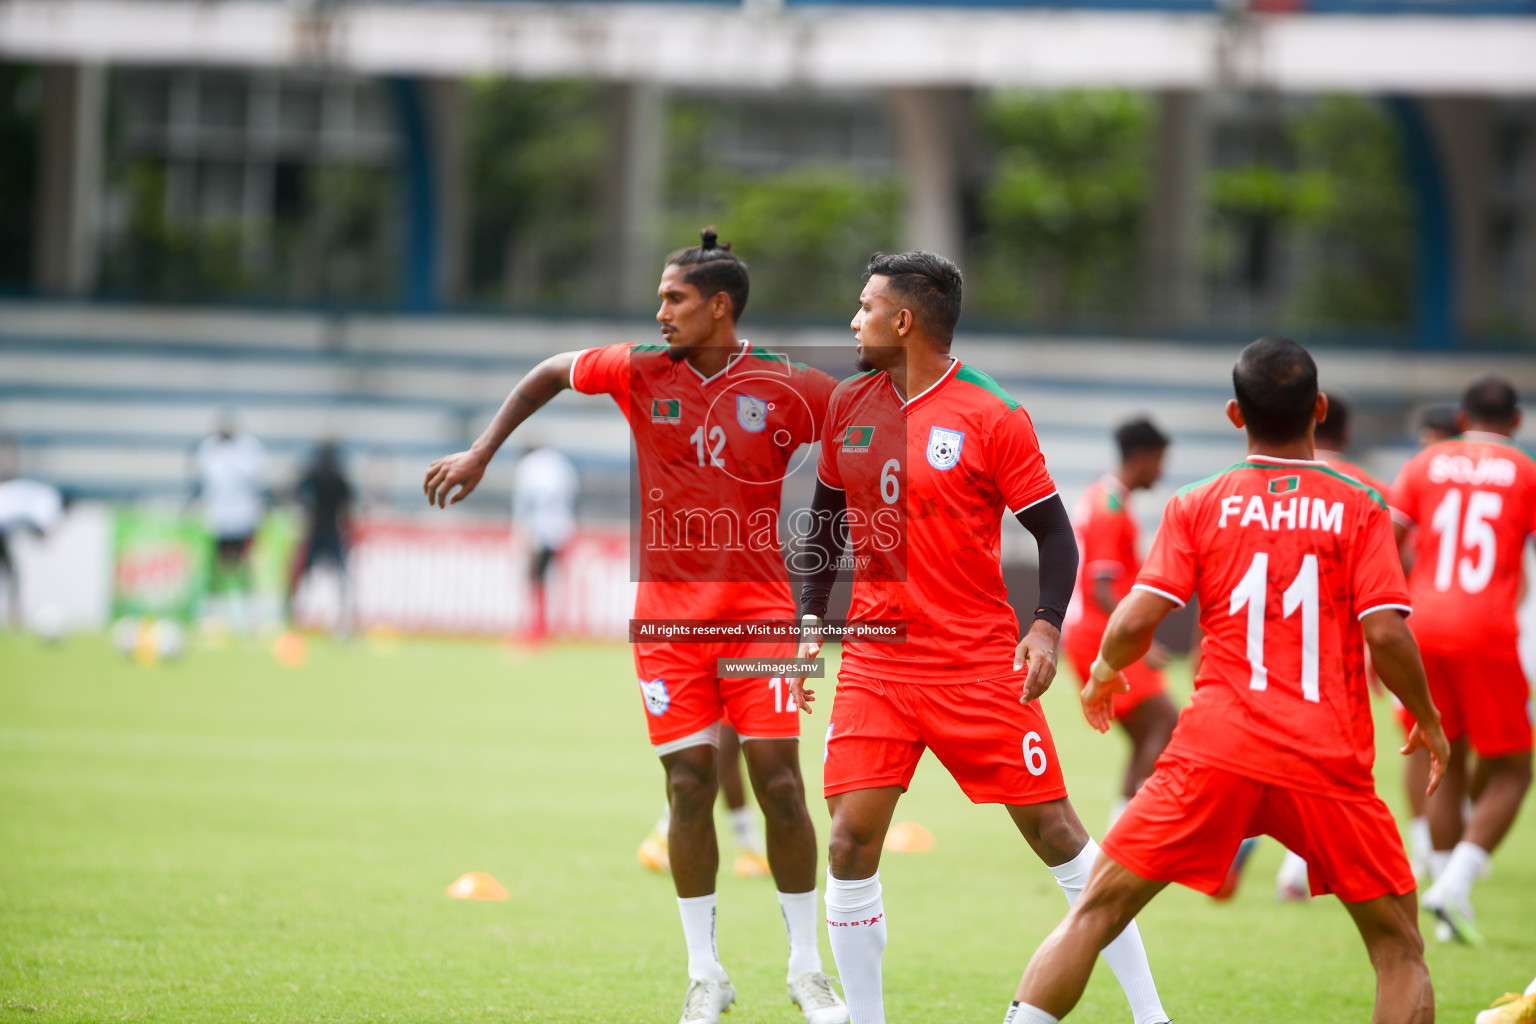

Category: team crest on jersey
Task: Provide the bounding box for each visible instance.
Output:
[1269,475,1300,495]
[639,677,671,715]
[651,398,681,424]
[736,394,768,433]
[926,426,965,470]
[843,426,875,453]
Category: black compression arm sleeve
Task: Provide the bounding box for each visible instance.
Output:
[1014,494,1077,632]
[796,481,849,621]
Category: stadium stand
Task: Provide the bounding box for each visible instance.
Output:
[9,300,1536,551]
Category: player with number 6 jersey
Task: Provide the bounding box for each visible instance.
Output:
[793,252,1169,1024]
[1002,336,1449,1024]
[1389,374,1536,945]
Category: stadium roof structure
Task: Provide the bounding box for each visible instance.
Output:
[3,0,1536,95]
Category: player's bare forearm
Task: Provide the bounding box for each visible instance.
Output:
[423,352,577,508]
[1362,608,1450,793]
[471,353,578,458]
[1361,610,1439,732]
[1098,589,1176,673]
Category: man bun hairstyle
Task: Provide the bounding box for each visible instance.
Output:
[1314,390,1351,449]
[666,227,749,323]
[866,251,963,346]
[1114,416,1170,461]
[1232,336,1319,445]
[1461,374,1519,426]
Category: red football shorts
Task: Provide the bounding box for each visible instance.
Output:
[632,640,802,748]
[1411,643,1534,758]
[1102,751,1416,904]
[1065,645,1167,721]
[822,674,1068,805]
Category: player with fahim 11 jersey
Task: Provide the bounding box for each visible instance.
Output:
[1002,336,1450,1024]
[423,231,847,1024]
[1389,374,1536,946]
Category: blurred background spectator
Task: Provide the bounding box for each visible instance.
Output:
[288,440,354,635]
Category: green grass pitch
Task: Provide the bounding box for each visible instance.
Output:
[2,632,1533,1023]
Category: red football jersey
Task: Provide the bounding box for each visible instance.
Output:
[572,341,837,620]
[1064,475,1140,658]
[817,359,1058,685]
[1317,451,1389,497]
[1388,432,1536,651]
[1135,456,1411,795]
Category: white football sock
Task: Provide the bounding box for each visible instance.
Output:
[1429,849,1452,882]
[825,871,886,1024]
[677,894,727,982]
[1435,840,1490,903]
[1407,817,1431,872]
[730,806,765,856]
[1107,798,1129,831]
[1002,1001,1060,1024]
[1524,974,1536,996]
[1276,849,1309,892]
[1048,839,1168,1024]
[778,889,823,979]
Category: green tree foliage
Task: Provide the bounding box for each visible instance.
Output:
[970,90,1151,325]
[100,159,248,301]
[1207,96,1412,331]
[667,100,900,320]
[1288,96,1413,329]
[464,79,609,308]
[671,167,900,320]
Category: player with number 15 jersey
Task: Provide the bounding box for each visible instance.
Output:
[1389,425,1536,758]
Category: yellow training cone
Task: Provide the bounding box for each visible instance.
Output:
[884,822,934,853]
[446,871,509,901]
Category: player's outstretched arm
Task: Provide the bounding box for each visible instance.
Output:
[1362,609,1451,796]
[1083,589,1177,732]
[791,480,848,714]
[1013,495,1077,705]
[423,352,578,508]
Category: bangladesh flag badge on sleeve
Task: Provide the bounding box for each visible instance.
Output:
[651,398,681,424]
[1269,475,1300,495]
[843,426,875,453]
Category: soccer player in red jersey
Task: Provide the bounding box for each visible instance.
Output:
[1002,336,1450,1024]
[790,252,1168,1024]
[423,231,848,1024]
[1271,390,1406,900]
[1315,392,1390,495]
[1390,375,1536,945]
[1063,417,1179,825]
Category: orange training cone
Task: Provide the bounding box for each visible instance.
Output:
[446,871,509,901]
[884,822,934,853]
[272,630,309,668]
